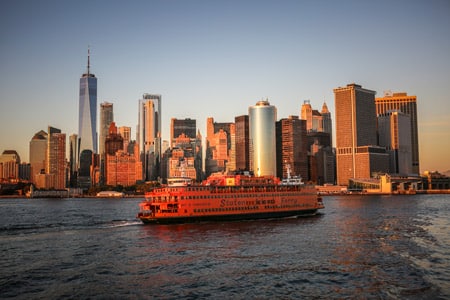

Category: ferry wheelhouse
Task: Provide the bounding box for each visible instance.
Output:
[137,172,324,224]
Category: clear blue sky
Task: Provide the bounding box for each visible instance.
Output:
[1,0,449,172]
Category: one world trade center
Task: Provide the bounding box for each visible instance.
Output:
[78,48,97,188]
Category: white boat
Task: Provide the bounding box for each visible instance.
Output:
[96,191,124,198]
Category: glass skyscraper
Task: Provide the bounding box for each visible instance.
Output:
[78,49,97,155]
[77,49,97,189]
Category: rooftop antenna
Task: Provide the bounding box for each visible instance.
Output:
[87,46,91,76]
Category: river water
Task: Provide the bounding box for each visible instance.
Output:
[0,194,449,299]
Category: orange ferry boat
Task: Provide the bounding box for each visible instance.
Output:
[137,171,324,224]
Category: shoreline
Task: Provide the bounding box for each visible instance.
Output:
[1,190,450,200]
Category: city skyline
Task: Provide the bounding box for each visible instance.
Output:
[1,1,449,173]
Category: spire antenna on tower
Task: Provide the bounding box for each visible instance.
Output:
[87,46,90,76]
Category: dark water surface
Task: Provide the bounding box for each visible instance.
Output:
[1,194,449,299]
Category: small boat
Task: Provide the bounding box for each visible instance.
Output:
[96,191,124,198]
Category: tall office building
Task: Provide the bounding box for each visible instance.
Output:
[334,83,389,185]
[276,116,308,180]
[78,48,97,155]
[375,92,419,174]
[235,115,250,171]
[99,102,114,185]
[69,134,78,187]
[119,126,131,152]
[321,102,333,146]
[29,130,48,184]
[378,111,412,174]
[78,49,97,189]
[205,117,233,176]
[249,100,277,176]
[0,150,20,181]
[46,126,66,189]
[138,94,161,181]
[99,102,114,155]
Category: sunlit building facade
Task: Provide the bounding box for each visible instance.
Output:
[0,150,21,181]
[276,116,308,180]
[249,100,277,176]
[46,126,66,189]
[29,130,48,184]
[138,94,162,181]
[334,83,389,185]
[375,92,419,174]
[205,117,233,176]
[378,111,412,174]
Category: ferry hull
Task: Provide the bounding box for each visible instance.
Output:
[138,209,320,224]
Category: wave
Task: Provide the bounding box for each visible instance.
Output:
[105,220,142,228]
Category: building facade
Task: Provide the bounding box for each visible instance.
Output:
[99,102,114,155]
[334,83,388,185]
[46,126,66,189]
[99,102,114,185]
[205,117,233,176]
[69,134,78,187]
[170,118,196,147]
[119,126,131,153]
[29,130,48,184]
[166,119,202,182]
[235,115,250,171]
[276,116,308,180]
[321,102,333,146]
[138,94,162,181]
[0,150,21,181]
[378,111,412,174]
[249,100,277,176]
[106,150,139,187]
[375,92,420,174]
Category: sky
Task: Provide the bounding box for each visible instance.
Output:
[1,0,449,173]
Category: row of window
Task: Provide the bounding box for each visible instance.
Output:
[192,203,309,214]
[150,193,301,202]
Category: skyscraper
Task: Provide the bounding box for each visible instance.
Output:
[99,102,114,185]
[138,94,161,181]
[119,126,131,152]
[276,116,308,180]
[375,92,419,174]
[99,102,114,155]
[249,100,277,176]
[321,102,332,146]
[46,126,66,189]
[205,117,233,176]
[78,49,97,189]
[69,134,78,187]
[235,115,250,171]
[29,130,48,184]
[334,83,389,185]
[78,48,97,155]
[0,150,20,181]
[378,111,412,174]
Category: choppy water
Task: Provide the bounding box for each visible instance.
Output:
[0,194,449,299]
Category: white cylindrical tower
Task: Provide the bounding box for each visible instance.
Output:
[249,100,277,176]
